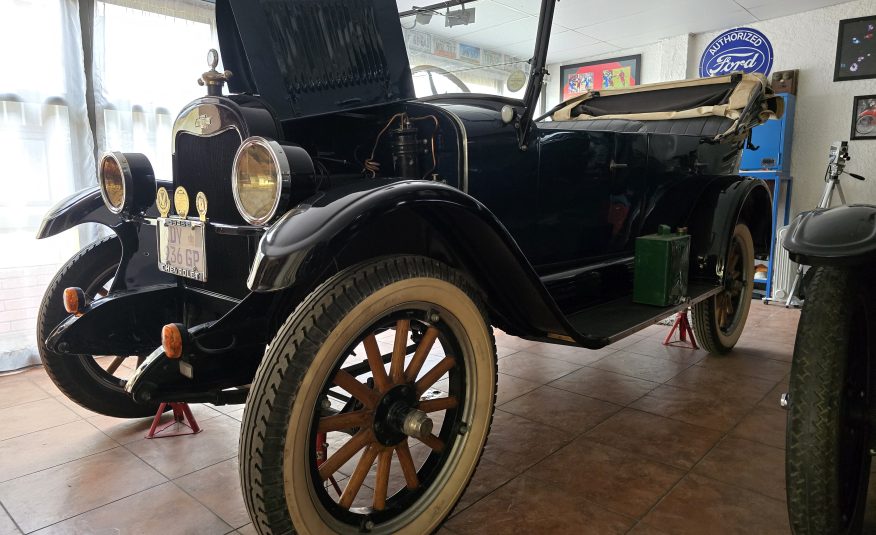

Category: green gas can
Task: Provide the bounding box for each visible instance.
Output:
[633,225,691,307]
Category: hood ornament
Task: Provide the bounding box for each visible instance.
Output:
[198,49,233,97]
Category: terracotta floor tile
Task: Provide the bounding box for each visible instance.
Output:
[495,372,542,406]
[451,456,517,515]
[0,420,118,482]
[87,403,224,445]
[629,384,755,432]
[19,368,65,398]
[623,338,708,365]
[499,386,620,435]
[585,409,723,470]
[591,351,692,383]
[524,343,613,366]
[32,482,231,535]
[642,473,790,534]
[492,333,539,351]
[497,352,582,384]
[626,522,673,534]
[666,366,777,402]
[0,397,79,441]
[730,405,787,450]
[235,524,257,535]
[527,438,684,518]
[444,476,633,534]
[731,337,795,362]
[549,367,659,405]
[175,457,249,529]
[480,410,574,473]
[695,352,791,382]
[54,395,101,418]
[759,381,789,409]
[0,506,19,535]
[0,447,166,533]
[693,437,786,501]
[125,415,241,478]
[0,377,49,409]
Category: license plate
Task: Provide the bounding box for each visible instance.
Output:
[157,218,207,282]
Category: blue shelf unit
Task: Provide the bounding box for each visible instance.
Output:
[739,93,796,300]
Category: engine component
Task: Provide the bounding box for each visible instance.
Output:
[391,117,421,178]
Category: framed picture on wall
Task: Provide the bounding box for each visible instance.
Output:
[851,94,876,139]
[559,55,641,102]
[834,15,876,81]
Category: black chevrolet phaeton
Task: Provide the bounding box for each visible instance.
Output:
[37,0,779,532]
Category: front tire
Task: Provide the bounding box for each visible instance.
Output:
[240,256,497,534]
[37,236,159,418]
[786,266,875,534]
[692,223,755,354]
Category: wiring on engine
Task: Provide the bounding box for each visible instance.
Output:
[363,113,406,177]
[409,114,439,179]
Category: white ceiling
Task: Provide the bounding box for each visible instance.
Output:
[397,0,853,63]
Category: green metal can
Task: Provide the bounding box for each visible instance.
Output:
[633,225,691,307]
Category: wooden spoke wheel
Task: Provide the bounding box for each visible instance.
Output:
[240,257,497,534]
[692,223,755,354]
[37,236,160,418]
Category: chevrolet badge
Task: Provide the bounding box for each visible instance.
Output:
[174,187,190,218]
[156,187,171,218]
[196,192,208,222]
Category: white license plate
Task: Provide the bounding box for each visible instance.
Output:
[157,218,207,282]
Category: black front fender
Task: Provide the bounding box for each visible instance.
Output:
[247,179,579,342]
[784,204,876,266]
[36,186,117,239]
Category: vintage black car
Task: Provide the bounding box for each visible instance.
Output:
[36,0,779,532]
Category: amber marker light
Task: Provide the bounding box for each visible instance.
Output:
[63,287,86,316]
[162,323,185,359]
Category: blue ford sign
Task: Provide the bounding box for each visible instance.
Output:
[699,27,774,78]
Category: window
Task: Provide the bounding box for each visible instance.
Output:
[0,0,217,368]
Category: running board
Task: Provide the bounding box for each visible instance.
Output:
[566,282,721,346]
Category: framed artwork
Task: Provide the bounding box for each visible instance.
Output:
[559,55,641,102]
[834,15,876,81]
[851,94,876,139]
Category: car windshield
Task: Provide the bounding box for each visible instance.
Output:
[398,0,541,99]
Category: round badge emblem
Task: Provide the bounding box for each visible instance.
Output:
[174,186,190,219]
[156,187,170,218]
[506,69,527,93]
[699,27,774,78]
[196,192,208,222]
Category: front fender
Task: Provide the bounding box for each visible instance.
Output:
[783,205,876,266]
[36,186,117,239]
[247,179,584,343]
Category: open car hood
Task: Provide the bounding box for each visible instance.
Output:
[216,0,415,121]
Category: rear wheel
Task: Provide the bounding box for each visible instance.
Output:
[240,256,497,534]
[786,266,874,534]
[692,223,755,354]
[37,236,158,418]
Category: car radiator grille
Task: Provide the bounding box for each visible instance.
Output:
[174,129,245,225]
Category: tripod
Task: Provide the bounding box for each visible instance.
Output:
[783,141,867,307]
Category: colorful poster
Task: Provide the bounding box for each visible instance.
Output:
[433,38,457,59]
[458,44,481,64]
[560,55,640,102]
[835,16,876,81]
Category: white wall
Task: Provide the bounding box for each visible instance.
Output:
[690,0,876,215]
[546,0,876,216]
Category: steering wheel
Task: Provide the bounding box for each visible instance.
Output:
[411,65,470,95]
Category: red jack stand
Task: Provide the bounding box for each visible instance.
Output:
[663,311,698,349]
[316,431,343,496]
[146,402,201,439]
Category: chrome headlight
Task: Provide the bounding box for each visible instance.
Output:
[98,152,155,216]
[232,137,316,225]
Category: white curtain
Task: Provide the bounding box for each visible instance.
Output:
[0,0,94,368]
[93,0,217,182]
[0,0,216,371]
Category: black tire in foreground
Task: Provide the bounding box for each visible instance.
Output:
[37,236,159,418]
[692,223,756,354]
[240,256,497,534]
[786,266,875,534]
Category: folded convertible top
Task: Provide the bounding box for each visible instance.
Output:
[550,73,783,140]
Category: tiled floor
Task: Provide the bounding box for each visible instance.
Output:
[0,303,801,534]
